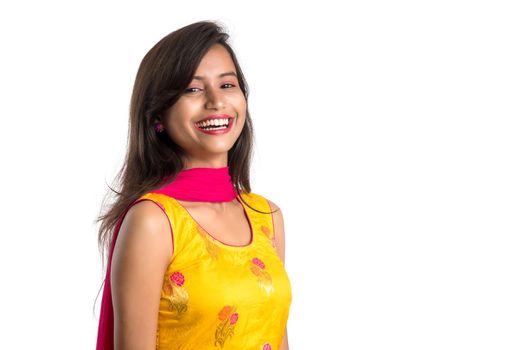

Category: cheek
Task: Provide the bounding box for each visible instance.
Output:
[235,99,247,126]
[235,113,247,133]
[169,126,186,143]
[164,115,191,144]
[229,93,247,111]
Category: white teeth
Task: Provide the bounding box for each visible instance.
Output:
[196,118,229,128]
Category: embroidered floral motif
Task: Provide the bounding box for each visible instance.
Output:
[196,225,221,259]
[261,225,277,249]
[215,305,238,348]
[261,225,271,237]
[262,343,272,350]
[162,271,188,315]
[170,271,184,286]
[252,257,265,269]
[250,257,274,295]
[229,312,238,325]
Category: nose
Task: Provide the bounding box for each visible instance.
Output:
[204,86,226,110]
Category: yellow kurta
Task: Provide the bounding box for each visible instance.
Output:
[132,191,292,350]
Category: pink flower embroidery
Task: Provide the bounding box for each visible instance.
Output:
[230,312,238,325]
[169,271,185,286]
[252,257,266,270]
[215,305,238,347]
[250,257,273,295]
[163,271,188,314]
[263,343,272,350]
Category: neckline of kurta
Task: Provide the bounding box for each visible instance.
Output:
[168,194,257,250]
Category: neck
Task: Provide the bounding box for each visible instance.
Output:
[181,155,228,171]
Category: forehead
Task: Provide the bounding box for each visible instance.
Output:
[193,44,236,78]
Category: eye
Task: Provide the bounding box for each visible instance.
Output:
[184,83,236,94]
[184,87,201,93]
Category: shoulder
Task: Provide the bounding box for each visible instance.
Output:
[242,192,280,211]
[124,199,172,236]
[264,197,283,236]
[242,192,283,220]
[249,192,282,216]
[265,198,281,212]
[112,199,173,269]
[251,193,286,264]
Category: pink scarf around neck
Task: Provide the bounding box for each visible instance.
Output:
[151,166,237,202]
[96,166,237,349]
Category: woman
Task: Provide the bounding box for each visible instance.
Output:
[95,21,292,349]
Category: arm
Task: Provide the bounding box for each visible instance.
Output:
[267,199,290,350]
[111,200,173,350]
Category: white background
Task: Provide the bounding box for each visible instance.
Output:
[1,1,523,349]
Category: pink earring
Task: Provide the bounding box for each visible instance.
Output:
[154,121,164,133]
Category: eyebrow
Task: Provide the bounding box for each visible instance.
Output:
[193,71,237,80]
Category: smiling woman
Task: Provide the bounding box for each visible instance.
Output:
[94,20,292,350]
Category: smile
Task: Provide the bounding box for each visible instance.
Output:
[194,116,234,135]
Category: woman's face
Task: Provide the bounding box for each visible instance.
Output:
[162,43,247,168]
